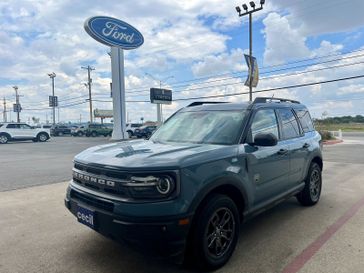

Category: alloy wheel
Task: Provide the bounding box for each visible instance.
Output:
[204,207,235,259]
[309,169,321,201]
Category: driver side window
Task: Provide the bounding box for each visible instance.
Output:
[249,109,279,142]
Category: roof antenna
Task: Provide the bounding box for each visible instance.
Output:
[268,94,274,103]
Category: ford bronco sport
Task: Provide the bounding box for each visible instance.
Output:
[65,97,322,270]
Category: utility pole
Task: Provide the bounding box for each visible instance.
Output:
[236,0,265,101]
[48,72,56,125]
[13,86,20,122]
[2,97,6,122]
[81,65,95,123]
[145,73,174,124]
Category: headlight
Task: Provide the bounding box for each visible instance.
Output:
[128,174,176,199]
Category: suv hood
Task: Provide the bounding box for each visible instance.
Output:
[75,139,238,169]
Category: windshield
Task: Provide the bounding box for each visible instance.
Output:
[151,110,246,145]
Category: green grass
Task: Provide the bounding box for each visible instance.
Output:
[315,122,364,132]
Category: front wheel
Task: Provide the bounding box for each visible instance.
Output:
[38,133,48,142]
[296,162,322,206]
[187,194,240,271]
[91,131,97,137]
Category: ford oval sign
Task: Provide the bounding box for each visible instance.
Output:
[84,16,144,50]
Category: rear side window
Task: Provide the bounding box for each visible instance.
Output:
[295,109,314,133]
[277,108,301,139]
[7,124,19,129]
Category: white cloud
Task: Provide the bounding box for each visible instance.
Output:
[338,84,364,95]
[191,48,247,77]
[262,12,310,65]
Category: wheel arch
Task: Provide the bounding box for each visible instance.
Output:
[311,156,323,170]
[189,178,248,223]
[0,132,11,140]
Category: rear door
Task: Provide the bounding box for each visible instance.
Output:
[6,124,22,138]
[243,108,291,205]
[276,108,305,186]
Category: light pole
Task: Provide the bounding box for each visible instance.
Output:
[81,65,95,123]
[13,86,20,123]
[48,72,56,125]
[236,0,265,101]
[145,73,174,124]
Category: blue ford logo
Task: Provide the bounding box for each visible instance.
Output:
[84,16,144,49]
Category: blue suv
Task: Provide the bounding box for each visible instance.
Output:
[65,97,322,270]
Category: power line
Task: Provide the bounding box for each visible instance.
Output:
[123,49,364,94]
[171,74,364,101]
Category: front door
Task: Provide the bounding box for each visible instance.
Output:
[242,108,290,206]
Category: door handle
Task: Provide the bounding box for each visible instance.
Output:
[277,149,289,155]
[303,143,310,149]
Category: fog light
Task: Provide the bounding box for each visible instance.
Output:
[157,176,172,194]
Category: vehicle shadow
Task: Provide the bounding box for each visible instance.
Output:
[65,198,308,273]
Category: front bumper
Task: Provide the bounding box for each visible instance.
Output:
[65,184,191,260]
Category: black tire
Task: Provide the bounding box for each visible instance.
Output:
[0,134,9,144]
[296,162,322,206]
[58,132,63,136]
[77,131,83,137]
[37,133,48,142]
[187,194,240,271]
[127,131,133,138]
[91,131,97,137]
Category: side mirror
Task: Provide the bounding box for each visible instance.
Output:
[254,133,278,147]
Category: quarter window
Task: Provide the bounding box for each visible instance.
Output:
[277,108,301,139]
[250,109,279,141]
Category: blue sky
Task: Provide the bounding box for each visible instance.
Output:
[1,0,364,123]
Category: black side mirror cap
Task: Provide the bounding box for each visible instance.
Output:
[254,133,278,146]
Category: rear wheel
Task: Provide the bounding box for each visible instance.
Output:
[296,162,322,206]
[77,131,83,137]
[91,131,97,137]
[0,134,9,144]
[187,194,240,271]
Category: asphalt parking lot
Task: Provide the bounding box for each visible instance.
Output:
[0,133,364,273]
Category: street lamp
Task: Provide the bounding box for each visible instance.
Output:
[145,73,174,124]
[235,0,265,101]
[48,72,56,125]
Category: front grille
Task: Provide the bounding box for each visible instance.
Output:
[73,163,131,198]
[74,163,129,180]
[71,189,114,212]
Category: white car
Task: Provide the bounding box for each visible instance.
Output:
[126,123,142,137]
[0,122,51,144]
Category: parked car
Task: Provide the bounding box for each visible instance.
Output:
[0,122,50,144]
[126,123,142,137]
[71,125,86,137]
[134,125,157,138]
[65,97,322,270]
[84,123,113,137]
[50,125,71,136]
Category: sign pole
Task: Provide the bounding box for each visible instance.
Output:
[110,46,127,140]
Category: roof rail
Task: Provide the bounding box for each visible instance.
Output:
[253,97,300,104]
[187,101,228,107]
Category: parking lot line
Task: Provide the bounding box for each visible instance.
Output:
[282,195,364,273]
